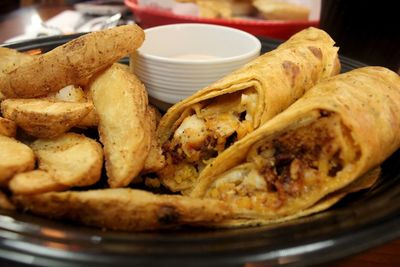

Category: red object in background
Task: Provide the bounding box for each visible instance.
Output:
[124,0,318,40]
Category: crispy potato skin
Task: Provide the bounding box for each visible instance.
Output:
[0,117,16,137]
[0,47,34,74]
[9,170,68,195]
[0,135,35,185]
[142,106,166,174]
[1,99,92,138]
[31,133,103,187]
[90,64,150,188]
[13,188,232,231]
[0,25,145,98]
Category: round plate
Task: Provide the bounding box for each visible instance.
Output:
[1,34,399,267]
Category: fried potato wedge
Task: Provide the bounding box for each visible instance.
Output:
[0,47,34,74]
[1,98,92,138]
[47,85,99,128]
[13,188,232,231]
[47,85,87,102]
[0,25,145,98]
[0,116,16,137]
[0,135,35,185]
[31,133,103,187]
[142,106,165,174]
[9,170,67,195]
[90,64,150,188]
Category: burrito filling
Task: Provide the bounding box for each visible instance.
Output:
[205,112,361,216]
[160,89,258,192]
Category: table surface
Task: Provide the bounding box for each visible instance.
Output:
[0,4,399,267]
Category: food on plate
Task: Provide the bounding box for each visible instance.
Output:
[0,47,33,74]
[253,0,310,21]
[0,135,35,185]
[46,85,99,128]
[1,98,93,138]
[1,24,398,232]
[9,170,68,195]
[46,85,87,102]
[0,25,145,98]
[157,27,340,194]
[9,133,102,195]
[190,67,400,225]
[0,116,16,137]
[90,64,150,188]
[13,188,232,231]
[142,105,166,174]
[33,133,103,186]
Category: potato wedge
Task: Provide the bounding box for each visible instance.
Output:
[47,85,99,127]
[9,170,67,195]
[13,188,232,231]
[0,47,34,74]
[31,133,103,187]
[0,135,35,184]
[0,25,145,98]
[142,106,165,173]
[0,116,16,137]
[47,85,87,102]
[1,99,92,138]
[90,64,150,188]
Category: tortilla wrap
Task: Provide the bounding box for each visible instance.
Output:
[190,67,400,225]
[157,27,340,193]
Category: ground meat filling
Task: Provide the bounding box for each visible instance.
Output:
[207,112,360,211]
[256,114,348,201]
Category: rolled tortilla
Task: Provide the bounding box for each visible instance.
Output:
[190,67,400,225]
[157,27,340,194]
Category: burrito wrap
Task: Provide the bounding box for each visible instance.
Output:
[157,28,340,193]
[191,67,400,223]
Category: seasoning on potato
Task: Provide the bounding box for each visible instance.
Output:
[89,64,151,188]
[0,25,145,98]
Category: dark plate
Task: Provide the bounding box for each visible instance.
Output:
[1,34,399,267]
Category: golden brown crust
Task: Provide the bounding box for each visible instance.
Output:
[1,99,93,139]
[0,135,35,185]
[191,67,400,223]
[0,25,145,98]
[0,116,16,137]
[13,188,232,231]
[142,106,166,173]
[90,64,150,188]
[9,170,68,195]
[31,133,103,187]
